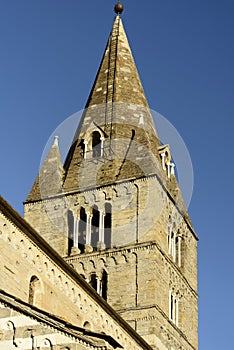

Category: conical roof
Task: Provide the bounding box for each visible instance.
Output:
[63,15,162,193]
[26,136,64,202]
[85,15,149,108]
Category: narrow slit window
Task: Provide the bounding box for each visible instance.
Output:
[92,131,101,158]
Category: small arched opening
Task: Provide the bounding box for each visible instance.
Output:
[92,131,101,158]
[78,207,87,252]
[104,203,112,248]
[29,276,42,306]
[79,139,85,158]
[90,272,97,291]
[101,270,108,301]
[67,210,74,255]
[91,205,99,250]
[83,321,91,331]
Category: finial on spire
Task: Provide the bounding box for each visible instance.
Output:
[114,1,124,15]
[53,135,59,147]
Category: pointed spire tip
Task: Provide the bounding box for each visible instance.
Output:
[53,135,59,147]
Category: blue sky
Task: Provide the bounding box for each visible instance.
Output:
[1,1,234,348]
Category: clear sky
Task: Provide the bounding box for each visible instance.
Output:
[1,1,234,348]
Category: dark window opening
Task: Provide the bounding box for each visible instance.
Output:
[91,205,99,250]
[90,273,97,291]
[92,131,101,158]
[104,203,112,248]
[170,293,174,320]
[67,210,74,255]
[79,139,85,158]
[78,207,87,253]
[29,276,40,305]
[101,270,108,301]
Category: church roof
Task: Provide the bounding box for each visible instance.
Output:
[0,289,121,349]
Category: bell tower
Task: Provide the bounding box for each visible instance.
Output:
[24,3,198,349]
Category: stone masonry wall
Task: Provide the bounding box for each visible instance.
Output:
[24,171,198,350]
[0,207,149,350]
[66,242,198,350]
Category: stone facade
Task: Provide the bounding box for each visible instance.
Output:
[0,196,151,349]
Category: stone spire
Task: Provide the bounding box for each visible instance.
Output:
[85,14,149,109]
[26,136,64,202]
[63,13,162,193]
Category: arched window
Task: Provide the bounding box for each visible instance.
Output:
[67,210,74,255]
[92,131,101,157]
[40,338,53,349]
[169,291,179,326]
[101,270,108,301]
[104,203,112,248]
[78,207,87,252]
[168,226,182,267]
[29,276,42,306]
[91,205,99,250]
[90,273,97,291]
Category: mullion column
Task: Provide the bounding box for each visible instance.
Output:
[73,215,79,248]
[84,210,93,253]
[70,212,80,255]
[86,212,92,246]
[97,210,106,250]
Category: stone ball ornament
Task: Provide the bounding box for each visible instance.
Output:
[114,2,124,15]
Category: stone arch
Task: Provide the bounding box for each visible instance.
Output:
[88,260,96,271]
[92,192,98,203]
[78,261,85,273]
[28,275,43,307]
[98,258,106,270]
[123,185,131,195]
[44,261,49,272]
[40,338,54,349]
[107,256,117,266]
[113,188,118,197]
[103,190,111,201]
[121,254,128,263]
[130,251,138,262]
[83,321,91,330]
[7,321,18,347]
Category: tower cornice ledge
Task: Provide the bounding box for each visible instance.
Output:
[118,304,197,350]
[65,240,198,299]
[24,173,198,241]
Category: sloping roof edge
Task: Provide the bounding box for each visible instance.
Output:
[0,289,121,349]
